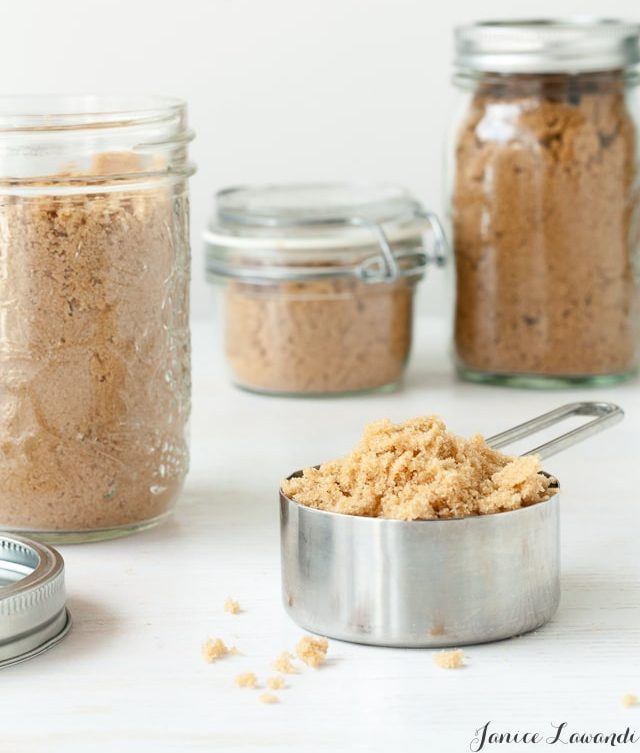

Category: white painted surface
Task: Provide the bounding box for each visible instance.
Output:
[4,319,640,752]
[3,0,640,319]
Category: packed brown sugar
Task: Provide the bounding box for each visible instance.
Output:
[453,72,639,376]
[0,153,190,532]
[224,277,412,394]
[281,416,555,520]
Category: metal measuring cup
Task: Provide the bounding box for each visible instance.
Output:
[279,402,623,647]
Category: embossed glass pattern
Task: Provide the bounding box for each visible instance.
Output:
[0,96,194,542]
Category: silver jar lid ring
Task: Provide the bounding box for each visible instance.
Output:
[455,18,640,74]
[0,534,71,669]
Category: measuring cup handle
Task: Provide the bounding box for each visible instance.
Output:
[486,402,624,460]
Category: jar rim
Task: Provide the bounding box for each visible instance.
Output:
[0,94,195,187]
[455,18,640,74]
[0,94,187,133]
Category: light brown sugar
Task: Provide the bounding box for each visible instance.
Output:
[282,415,555,520]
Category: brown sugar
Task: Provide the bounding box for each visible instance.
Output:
[224,598,241,615]
[202,638,230,663]
[235,672,258,688]
[281,415,555,520]
[434,649,465,669]
[452,71,639,377]
[259,693,279,705]
[0,155,190,533]
[295,635,329,668]
[266,675,286,690]
[223,277,413,394]
[273,651,297,674]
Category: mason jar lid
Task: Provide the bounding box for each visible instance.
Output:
[455,19,640,74]
[204,183,446,284]
[0,534,71,669]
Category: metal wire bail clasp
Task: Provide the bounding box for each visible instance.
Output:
[416,208,448,268]
[350,216,400,281]
[354,208,448,283]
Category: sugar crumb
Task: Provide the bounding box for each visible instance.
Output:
[224,598,241,615]
[235,672,257,689]
[267,675,286,690]
[623,694,638,708]
[259,693,279,705]
[273,651,297,674]
[296,635,329,668]
[202,638,230,663]
[434,649,465,669]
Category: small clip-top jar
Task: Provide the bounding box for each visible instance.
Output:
[449,19,640,386]
[204,183,446,396]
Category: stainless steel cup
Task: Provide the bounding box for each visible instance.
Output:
[280,402,623,647]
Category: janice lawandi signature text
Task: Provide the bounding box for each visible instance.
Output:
[471,721,639,751]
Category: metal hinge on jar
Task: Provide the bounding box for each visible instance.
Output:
[355,209,447,283]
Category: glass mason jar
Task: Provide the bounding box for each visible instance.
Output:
[204,183,445,396]
[448,20,640,387]
[0,96,194,542]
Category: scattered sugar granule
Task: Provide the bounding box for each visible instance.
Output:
[266,675,286,690]
[259,693,279,705]
[623,694,638,708]
[235,672,257,689]
[296,635,329,668]
[434,649,465,669]
[273,651,297,674]
[202,638,229,663]
[224,598,241,615]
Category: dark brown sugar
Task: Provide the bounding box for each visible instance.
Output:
[452,72,640,377]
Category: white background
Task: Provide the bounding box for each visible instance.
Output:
[3,0,640,319]
[3,7,640,750]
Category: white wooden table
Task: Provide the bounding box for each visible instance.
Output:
[5,319,640,753]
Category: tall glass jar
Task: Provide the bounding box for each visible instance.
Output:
[448,20,640,387]
[0,96,194,542]
[204,183,445,396]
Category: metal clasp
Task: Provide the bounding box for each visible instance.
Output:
[415,209,447,268]
[354,209,449,283]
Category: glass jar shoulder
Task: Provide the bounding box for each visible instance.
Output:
[451,73,637,162]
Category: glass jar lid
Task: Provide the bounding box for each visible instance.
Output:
[455,19,640,74]
[204,182,446,283]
